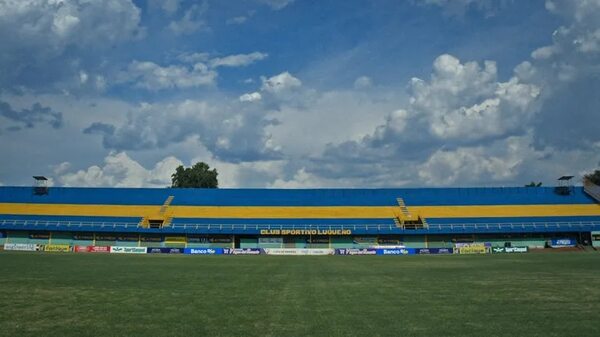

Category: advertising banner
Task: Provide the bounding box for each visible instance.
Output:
[116,235,138,242]
[353,237,378,245]
[184,248,224,255]
[491,246,528,253]
[415,248,453,254]
[44,245,71,252]
[335,248,377,255]
[89,246,110,253]
[74,245,88,253]
[164,236,187,243]
[96,234,118,241]
[146,247,184,254]
[74,245,110,253]
[377,237,402,245]
[223,248,262,255]
[376,248,417,255]
[188,235,232,243]
[457,246,488,254]
[550,239,576,248]
[73,233,94,241]
[109,246,147,254]
[3,243,39,251]
[29,232,50,239]
[262,248,335,255]
[258,237,283,244]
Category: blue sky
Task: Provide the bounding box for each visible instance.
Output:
[0,0,598,188]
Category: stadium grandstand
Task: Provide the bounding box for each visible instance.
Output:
[1,179,600,250]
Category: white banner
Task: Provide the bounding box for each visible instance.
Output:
[109,246,147,254]
[263,248,334,256]
[4,243,39,251]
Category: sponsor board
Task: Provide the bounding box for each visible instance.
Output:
[491,246,528,254]
[188,235,232,244]
[89,246,110,253]
[109,246,147,254]
[3,243,40,251]
[457,246,488,254]
[376,248,417,255]
[74,245,88,253]
[551,238,576,248]
[223,248,262,255]
[74,245,110,253]
[415,248,453,254]
[353,237,378,245]
[164,236,187,243]
[184,248,224,255]
[146,247,184,254]
[258,237,283,244]
[263,248,335,255]
[29,232,50,239]
[44,244,71,252]
[336,248,377,255]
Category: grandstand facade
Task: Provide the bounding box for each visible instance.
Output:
[1,185,600,249]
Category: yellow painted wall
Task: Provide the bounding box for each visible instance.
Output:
[1,203,600,219]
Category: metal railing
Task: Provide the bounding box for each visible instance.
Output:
[0,219,598,232]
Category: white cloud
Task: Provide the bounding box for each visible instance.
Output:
[258,0,295,10]
[365,54,540,144]
[239,92,262,102]
[119,61,217,90]
[0,0,142,51]
[261,72,302,94]
[353,76,373,89]
[168,3,208,35]
[0,0,143,89]
[227,16,248,25]
[58,152,182,187]
[417,0,502,17]
[52,162,72,175]
[209,52,268,68]
[150,0,182,15]
[84,99,281,162]
[177,52,210,63]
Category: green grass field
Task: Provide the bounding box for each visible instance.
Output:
[1,252,599,337]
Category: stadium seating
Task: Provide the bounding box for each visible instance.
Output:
[0,186,599,248]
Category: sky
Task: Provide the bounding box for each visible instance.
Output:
[0,0,599,188]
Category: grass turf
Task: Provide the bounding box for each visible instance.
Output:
[0,252,599,337]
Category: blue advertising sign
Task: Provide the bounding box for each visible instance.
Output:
[415,248,453,254]
[376,248,416,255]
[335,248,377,255]
[146,247,184,254]
[183,248,224,255]
[223,248,262,255]
[551,238,576,247]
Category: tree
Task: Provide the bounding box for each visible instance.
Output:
[525,181,542,187]
[584,169,600,185]
[171,162,218,188]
